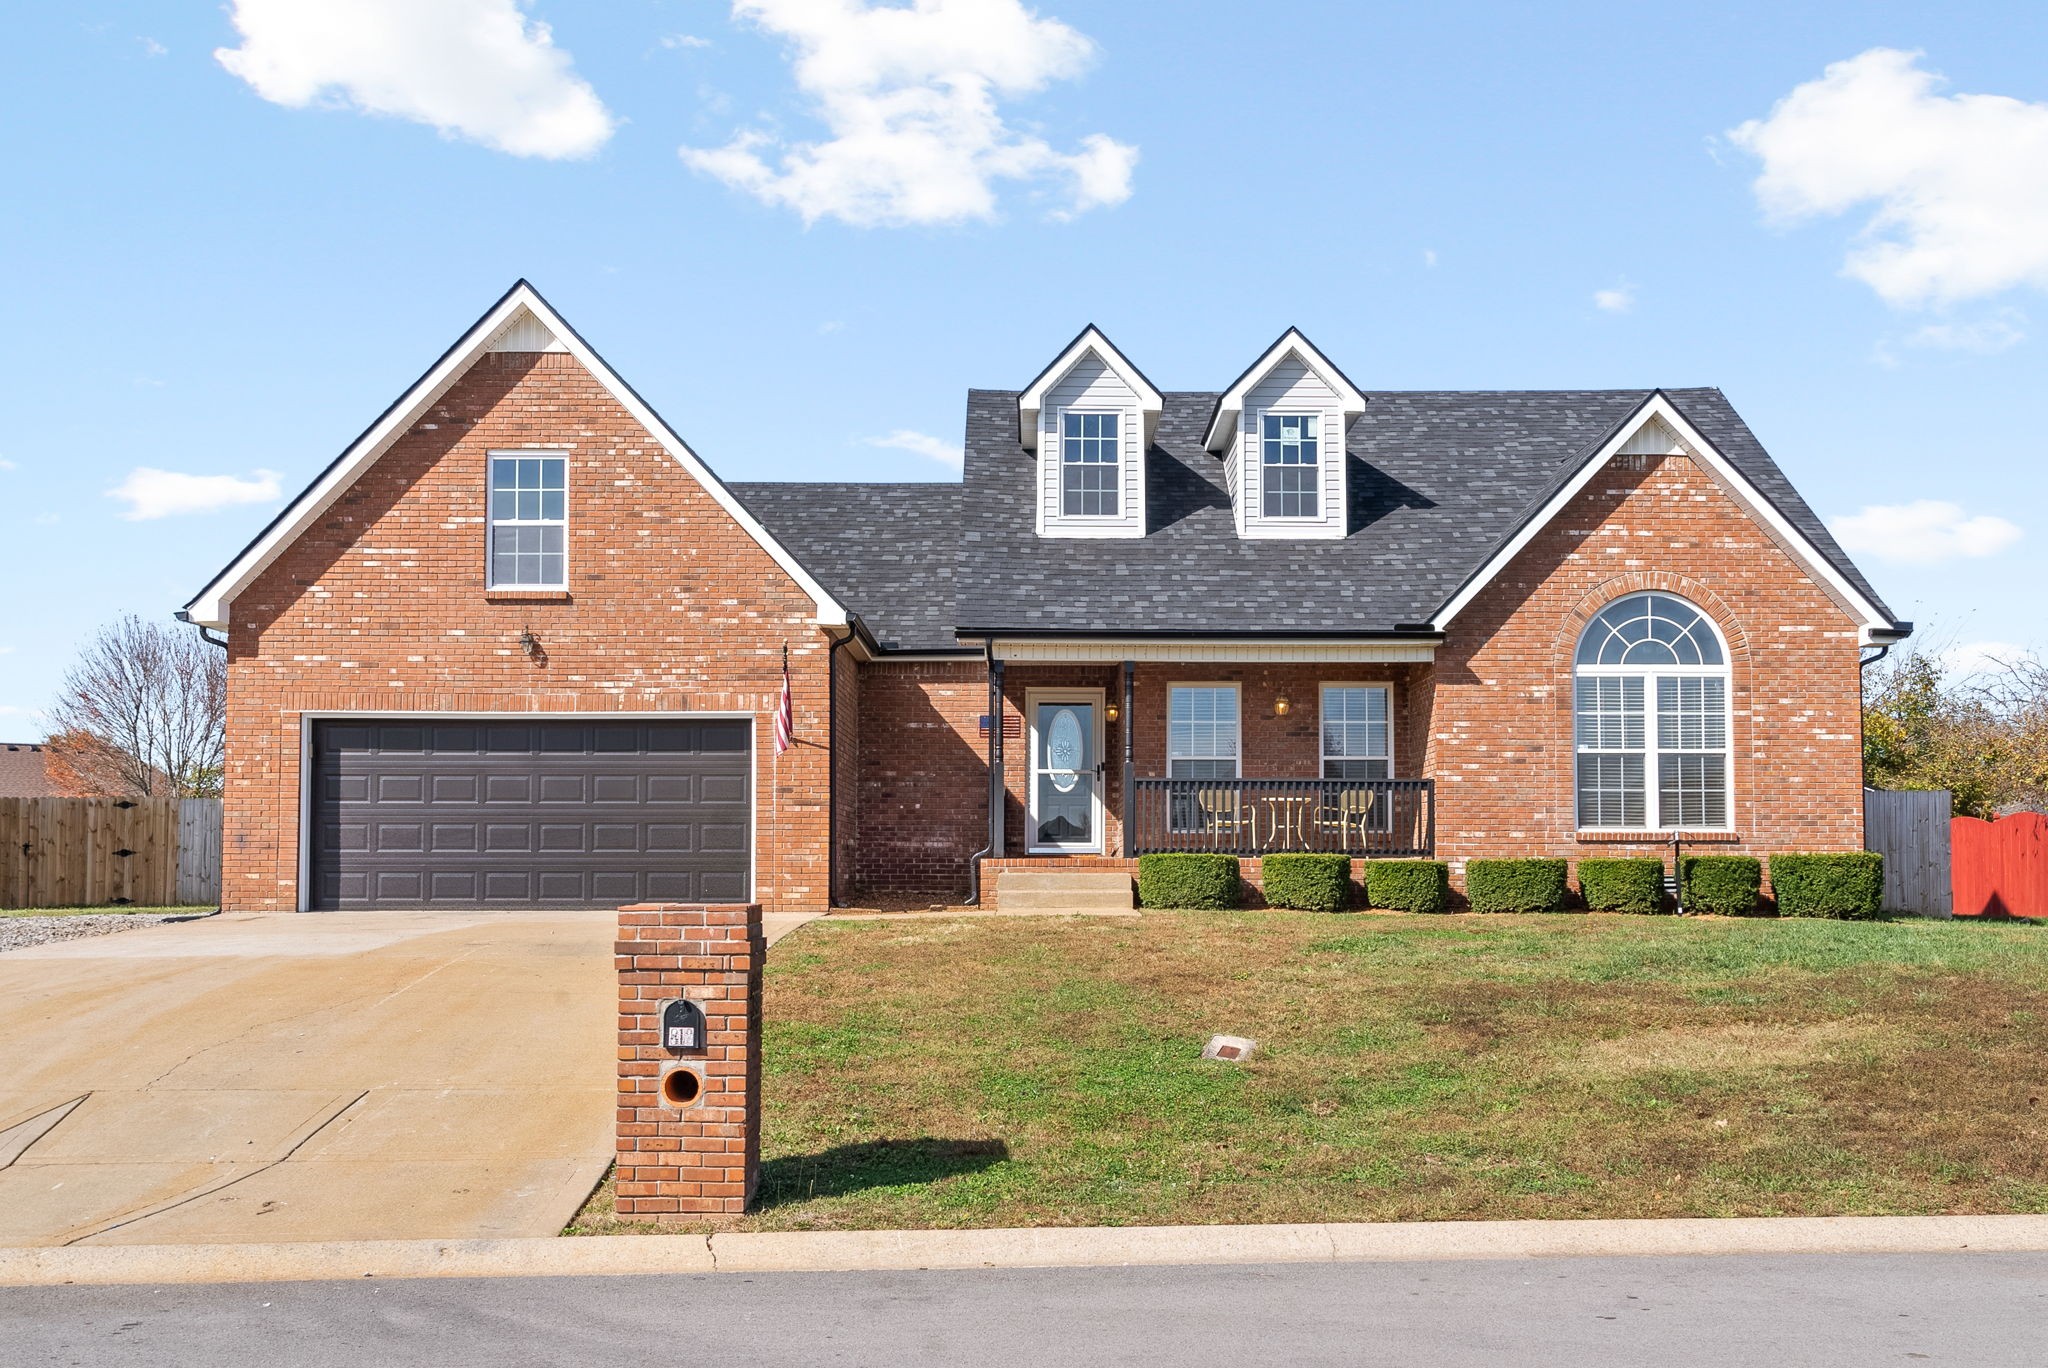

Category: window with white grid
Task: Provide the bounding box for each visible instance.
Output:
[1320,685,1390,780]
[488,454,567,588]
[1573,594,1730,830]
[1167,685,1239,780]
[1260,413,1319,518]
[1061,412,1120,517]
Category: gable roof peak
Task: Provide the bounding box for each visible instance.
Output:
[1016,324,1163,450]
[1204,327,1368,451]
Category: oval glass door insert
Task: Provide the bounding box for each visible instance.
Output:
[1047,707,1083,793]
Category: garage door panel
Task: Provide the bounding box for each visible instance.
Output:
[310,719,751,910]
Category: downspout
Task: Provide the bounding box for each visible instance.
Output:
[173,610,227,651]
[826,623,859,909]
[964,641,1002,905]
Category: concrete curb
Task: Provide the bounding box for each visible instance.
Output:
[5,1215,2048,1287]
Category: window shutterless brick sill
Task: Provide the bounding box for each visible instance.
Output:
[1576,829,1739,843]
[485,588,573,603]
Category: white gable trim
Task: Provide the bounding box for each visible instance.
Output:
[182,282,846,629]
[1428,392,1896,644]
[1017,326,1162,452]
[1203,328,1366,453]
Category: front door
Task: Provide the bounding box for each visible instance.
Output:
[1028,692,1104,853]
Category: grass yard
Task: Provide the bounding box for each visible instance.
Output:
[571,910,2048,1235]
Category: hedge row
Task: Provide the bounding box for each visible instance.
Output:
[1135,853,1451,913]
[1130,851,1884,917]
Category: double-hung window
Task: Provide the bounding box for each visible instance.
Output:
[1320,686,1391,780]
[1260,413,1319,518]
[1573,593,1731,830]
[1061,412,1119,517]
[488,453,567,589]
[1167,684,1239,833]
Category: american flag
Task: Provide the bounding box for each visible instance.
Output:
[773,648,793,755]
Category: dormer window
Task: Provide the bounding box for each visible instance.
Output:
[1261,414,1319,518]
[1062,413,1120,517]
[1018,327,1162,540]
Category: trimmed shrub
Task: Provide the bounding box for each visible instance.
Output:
[1362,860,1452,914]
[1465,858,1570,914]
[1578,857,1666,914]
[1678,855,1762,916]
[1260,853,1353,912]
[1769,852,1884,920]
[1137,853,1241,910]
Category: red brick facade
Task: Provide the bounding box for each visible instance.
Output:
[615,903,762,1216]
[1424,450,1866,870]
[220,351,833,912]
[215,342,1868,912]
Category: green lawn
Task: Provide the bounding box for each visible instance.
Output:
[1,905,213,917]
[572,910,2048,1234]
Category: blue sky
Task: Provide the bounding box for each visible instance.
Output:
[4,1,2046,734]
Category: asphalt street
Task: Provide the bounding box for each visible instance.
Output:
[6,1251,2045,1366]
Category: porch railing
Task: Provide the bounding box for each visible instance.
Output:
[1128,778,1435,858]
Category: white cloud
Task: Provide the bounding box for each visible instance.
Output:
[215,0,615,159]
[1829,499,2022,565]
[1904,311,2027,353]
[1593,282,1635,313]
[662,33,712,50]
[1422,248,1437,268]
[864,429,963,470]
[1729,49,2048,308]
[682,0,1136,226]
[1940,640,2037,681]
[107,468,284,521]
[139,37,167,58]
[0,457,15,471]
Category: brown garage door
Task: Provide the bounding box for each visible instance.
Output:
[309,718,751,910]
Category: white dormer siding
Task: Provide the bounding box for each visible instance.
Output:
[1037,353,1145,537]
[1206,331,1364,542]
[1230,357,1347,539]
[1017,327,1162,541]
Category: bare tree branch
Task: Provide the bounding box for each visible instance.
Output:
[46,616,225,798]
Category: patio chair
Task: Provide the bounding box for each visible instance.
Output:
[1319,787,1377,850]
[1195,787,1248,845]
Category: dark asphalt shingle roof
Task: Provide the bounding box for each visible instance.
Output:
[732,389,1897,648]
[729,482,964,651]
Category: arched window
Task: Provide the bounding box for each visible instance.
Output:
[1573,593,1731,830]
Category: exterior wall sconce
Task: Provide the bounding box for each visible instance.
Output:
[519,626,543,661]
[1105,700,1120,723]
[1274,695,1291,717]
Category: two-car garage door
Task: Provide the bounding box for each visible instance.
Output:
[308,719,751,910]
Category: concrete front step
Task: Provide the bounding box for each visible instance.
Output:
[998,869,1135,912]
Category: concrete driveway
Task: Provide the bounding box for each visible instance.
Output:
[0,911,615,1247]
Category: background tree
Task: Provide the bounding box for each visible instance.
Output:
[1863,644,2048,818]
[46,615,225,799]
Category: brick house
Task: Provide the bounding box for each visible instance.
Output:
[182,283,1909,913]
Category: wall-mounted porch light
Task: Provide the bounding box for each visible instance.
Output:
[1105,699,1121,722]
[519,625,543,661]
[1274,694,1292,717]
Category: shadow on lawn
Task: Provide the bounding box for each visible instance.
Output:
[755,1138,1009,1208]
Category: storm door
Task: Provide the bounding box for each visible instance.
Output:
[1027,692,1104,853]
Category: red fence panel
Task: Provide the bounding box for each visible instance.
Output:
[1951,813,2048,919]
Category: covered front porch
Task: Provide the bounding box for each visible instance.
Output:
[978,642,1439,865]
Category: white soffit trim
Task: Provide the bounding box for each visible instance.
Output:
[182,282,847,629]
[1428,392,1894,643]
[1203,327,1367,452]
[993,638,1437,664]
[1016,325,1163,451]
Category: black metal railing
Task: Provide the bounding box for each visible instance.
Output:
[1129,778,1435,857]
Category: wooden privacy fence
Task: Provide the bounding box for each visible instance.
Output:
[1863,788,1953,918]
[0,797,222,909]
[1952,811,2048,920]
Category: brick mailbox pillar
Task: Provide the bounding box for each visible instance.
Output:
[615,902,763,1217]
